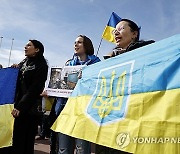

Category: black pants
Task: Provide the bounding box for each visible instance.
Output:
[39,114,51,138]
[50,130,59,154]
[0,146,13,154]
[48,99,66,154]
[12,114,38,154]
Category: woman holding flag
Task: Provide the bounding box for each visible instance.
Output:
[56,35,100,154]
[97,19,154,154]
[11,40,48,154]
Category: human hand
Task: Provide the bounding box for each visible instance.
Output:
[11,108,20,118]
[78,70,82,79]
[40,90,48,98]
[11,64,19,68]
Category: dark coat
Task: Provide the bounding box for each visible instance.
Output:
[14,56,48,116]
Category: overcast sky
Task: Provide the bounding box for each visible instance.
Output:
[0,0,179,67]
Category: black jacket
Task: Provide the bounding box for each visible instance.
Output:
[15,56,48,115]
[104,40,155,59]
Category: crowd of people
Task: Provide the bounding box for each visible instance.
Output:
[0,19,154,154]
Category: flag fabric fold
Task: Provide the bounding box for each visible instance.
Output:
[52,34,180,154]
[102,12,121,43]
[0,68,19,148]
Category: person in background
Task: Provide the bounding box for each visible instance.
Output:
[56,35,100,154]
[39,91,62,154]
[11,40,48,154]
[36,97,54,140]
[0,64,3,68]
[97,19,155,154]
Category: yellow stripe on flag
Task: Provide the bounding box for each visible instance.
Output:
[45,97,55,111]
[0,104,14,148]
[52,88,180,154]
[102,26,116,43]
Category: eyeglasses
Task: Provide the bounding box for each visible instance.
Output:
[112,26,125,35]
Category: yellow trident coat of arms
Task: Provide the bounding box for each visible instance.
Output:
[86,61,135,125]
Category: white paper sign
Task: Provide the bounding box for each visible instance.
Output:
[45,65,84,98]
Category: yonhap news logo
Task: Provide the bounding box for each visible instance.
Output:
[116,132,180,148]
[116,133,131,148]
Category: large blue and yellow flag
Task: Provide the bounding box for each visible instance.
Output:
[52,35,180,154]
[102,12,121,43]
[0,68,18,148]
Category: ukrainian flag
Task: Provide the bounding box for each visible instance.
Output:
[0,68,19,148]
[102,12,121,43]
[52,35,180,154]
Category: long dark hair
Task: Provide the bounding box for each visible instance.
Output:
[78,35,94,55]
[29,39,44,57]
[121,19,141,41]
[18,39,48,67]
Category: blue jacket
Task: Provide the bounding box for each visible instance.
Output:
[67,54,101,66]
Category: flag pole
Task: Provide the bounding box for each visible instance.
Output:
[8,38,14,67]
[96,37,103,56]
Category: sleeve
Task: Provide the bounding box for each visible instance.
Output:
[90,56,101,65]
[16,63,48,113]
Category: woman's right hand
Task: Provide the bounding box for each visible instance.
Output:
[40,90,48,98]
[11,64,19,68]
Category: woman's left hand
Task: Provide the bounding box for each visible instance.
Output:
[11,108,20,118]
[11,64,19,68]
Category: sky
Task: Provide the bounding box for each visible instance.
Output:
[0,0,180,67]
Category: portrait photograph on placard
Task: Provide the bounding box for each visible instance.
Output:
[46,65,84,97]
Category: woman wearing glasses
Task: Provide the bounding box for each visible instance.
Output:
[98,19,155,154]
[104,19,154,59]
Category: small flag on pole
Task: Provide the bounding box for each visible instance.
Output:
[102,12,121,43]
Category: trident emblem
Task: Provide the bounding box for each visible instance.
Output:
[92,70,126,118]
[86,60,135,125]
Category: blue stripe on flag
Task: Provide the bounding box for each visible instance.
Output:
[0,68,19,105]
[107,12,121,28]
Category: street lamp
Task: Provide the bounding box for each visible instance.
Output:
[8,38,14,67]
[0,36,3,51]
